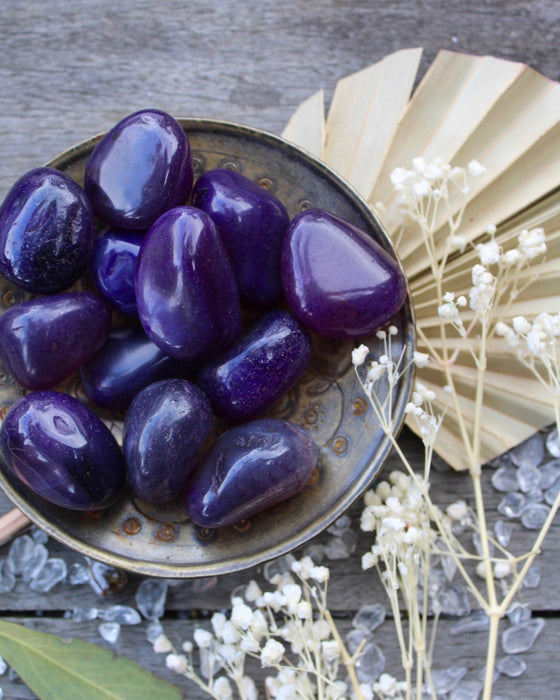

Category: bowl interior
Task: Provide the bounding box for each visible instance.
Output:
[0,118,415,577]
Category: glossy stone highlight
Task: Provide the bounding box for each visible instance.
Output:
[281,208,407,339]
[192,168,290,308]
[0,292,111,391]
[136,206,241,362]
[124,379,213,504]
[185,418,318,529]
[196,309,312,422]
[0,391,126,511]
[0,167,95,294]
[84,109,193,230]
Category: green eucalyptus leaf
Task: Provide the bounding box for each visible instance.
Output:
[0,620,183,700]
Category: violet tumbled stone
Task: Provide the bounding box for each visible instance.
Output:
[136,206,241,362]
[185,418,318,529]
[0,292,112,390]
[0,391,126,511]
[196,309,312,423]
[281,208,407,339]
[123,379,213,504]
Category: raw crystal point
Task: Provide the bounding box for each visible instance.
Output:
[501,618,545,654]
[68,562,90,586]
[520,503,550,529]
[99,622,120,645]
[21,543,48,582]
[135,579,168,620]
[449,611,489,636]
[352,604,386,632]
[6,535,35,576]
[29,558,67,592]
[324,529,358,560]
[327,514,352,537]
[522,564,541,589]
[449,680,483,700]
[545,428,560,457]
[506,603,531,625]
[497,655,527,677]
[99,605,142,625]
[517,464,541,493]
[511,432,545,469]
[491,466,519,492]
[538,459,560,489]
[434,583,472,616]
[497,492,526,518]
[494,520,513,547]
[431,665,468,694]
[355,641,386,683]
[72,606,99,622]
[0,561,16,593]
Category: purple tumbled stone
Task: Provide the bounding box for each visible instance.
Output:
[281,208,407,339]
[192,168,290,309]
[196,309,312,423]
[123,379,213,504]
[136,206,241,362]
[0,292,112,390]
[0,391,125,511]
[185,418,318,529]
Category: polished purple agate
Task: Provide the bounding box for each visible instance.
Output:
[80,325,190,412]
[136,206,241,362]
[123,378,213,504]
[196,309,312,423]
[84,109,193,230]
[185,418,318,529]
[192,168,290,309]
[0,391,126,510]
[90,228,144,316]
[0,292,111,390]
[281,208,408,339]
[0,167,95,294]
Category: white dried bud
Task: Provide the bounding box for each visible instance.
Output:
[153,633,173,653]
[260,638,285,667]
[413,180,431,198]
[310,565,330,583]
[446,500,468,521]
[352,343,369,366]
[512,316,532,335]
[467,159,486,176]
[212,676,234,700]
[193,628,214,649]
[231,602,253,630]
[362,551,378,570]
[476,239,501,266]
[321,639,341,662]
[493,561,513,579]
[244,580,262,602]
[165,653,188,674]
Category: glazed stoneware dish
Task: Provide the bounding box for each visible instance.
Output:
[0,118,415,577]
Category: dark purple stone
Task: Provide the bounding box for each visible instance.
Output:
[84,110,193,230]
[123,379,213,504]
[192,169,289,309]
[185,418,318,528]
[0,167,95,294]
[80,325,191,412]
[0,391,126,511]
[196,309,312,423]
[281,208,408,339]
[0,292,111,391]
[90,228,144,316]
[136,206,241,362]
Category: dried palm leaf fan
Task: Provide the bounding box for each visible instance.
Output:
[283,48,560,471]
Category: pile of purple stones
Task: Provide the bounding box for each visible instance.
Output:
[0,109,407,528]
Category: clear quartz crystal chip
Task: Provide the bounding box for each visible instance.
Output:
[545,427,560,457]
[511,432,545,468]
[99,622,120,644]
[544,478,560,506]
[449,610,489,636]
[517,464,541,493]
[263,554,296,582]
[355,642,385,683]
[491,466,519,492]
[434,583,471,616]
[72,606,99,622]
[497,492,526,518]
[522,564,541,589]
[30,527,48,545]
[99,605,142,625]
[520,503,550,529]
[146,620,164,644]
[449,680,483,700]
[0,561,16,593]
[29,558,67,592]
[68,562,90,586]
[497,654,527,677]
[502,618,545,654]
[324,529,358,559]
[6,535,35,575]
[538,459,560,489]
[494,520,513,547]
[345,628,371,655]
[352,604,386,632]
[21,544,48,582]
[507,603,531,625]
[0,653,7,674]
[431,665,468,694]
[327,514,352,536]
[302,543,326,563]
[135,579,168,620]
[88,560,128,597]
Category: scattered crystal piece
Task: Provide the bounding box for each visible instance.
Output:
[72,606,99,622]
[431,665,468,694]
[502,618,545,654]
[29,558,67,592]
[30,527,48,545]
[511,432,545,469]
[327,514,352,537]
[441,552,458,582]
[99,622,120,644]
[146,620,164,644]
[497,492,526,518]
[517,464,541,493]
[520,503,550,529]
[538,459,560,489]
[494,520,513,547]
[472,533,494,557]
[491,466,519,492]
[352,604,386,632]
[135,579,168,620]
[355,642,385,683]
[263,554,296,582]
[506,603,531,625]
[434,583,471,616]
[544,478,560,506]
[21,544,48,582]
[99,605,141,625]
[0,561,16,593]
[497,654,527,677]
[449,680,483,700]
[524,487,544,504]
[324,529,358,559]
[545,427,560,457]
[88,560,128,597]
[449,610,489,636]
[6,535,35,575]
[302,543,326,563]
[0,653,7,674]
[68,562,90,586]
[345,628,371,655]
[522,564,541,589]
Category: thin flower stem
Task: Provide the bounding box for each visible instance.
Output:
[322,608,364,700]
